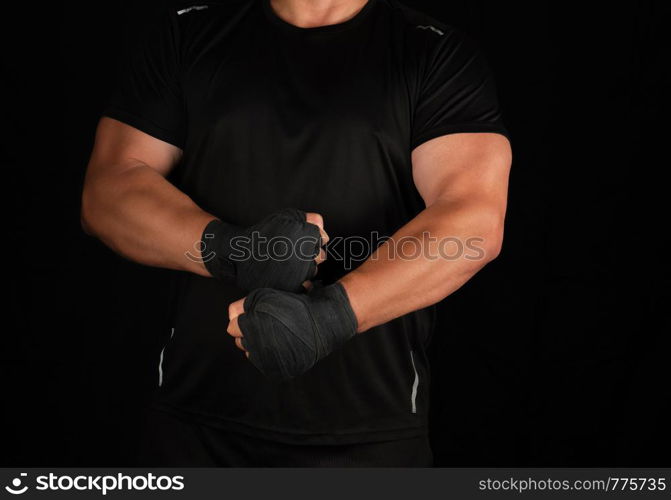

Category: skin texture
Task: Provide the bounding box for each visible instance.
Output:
[269,0,370,28]
[340,132,511,332]
[228,132,512,354]
[84,0,512,361]
[81,118,327,277]
[226,1,512,352]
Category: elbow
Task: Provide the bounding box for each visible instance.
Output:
[483,235,503,263]
[466,210,504,267]
[479,221,505,264]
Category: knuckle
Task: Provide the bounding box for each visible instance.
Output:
[306,212,324,228]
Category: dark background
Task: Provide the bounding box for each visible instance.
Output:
[3,0,669,466]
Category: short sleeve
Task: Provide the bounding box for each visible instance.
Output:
[411,31,509,150]
[103,8,186,148]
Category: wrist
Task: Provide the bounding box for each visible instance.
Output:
[312,282,358,340]
[200,218,240,280]
[337,273,368,334]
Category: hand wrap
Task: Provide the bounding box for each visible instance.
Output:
[201,208,321,292]
[238,282,358,380]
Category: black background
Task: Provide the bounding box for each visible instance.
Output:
[3,0,669,466]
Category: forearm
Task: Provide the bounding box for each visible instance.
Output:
[339,198,504,332]
[81,159,214,276]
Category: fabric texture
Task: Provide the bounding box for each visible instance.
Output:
[104,0,508,444]
[201,208,321,292]
[135,405,434,467]
[239,282,358,380]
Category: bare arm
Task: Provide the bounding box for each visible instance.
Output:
[81,117,214,276]
[339,132,512,332]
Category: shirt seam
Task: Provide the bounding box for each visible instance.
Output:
[102,107,185,149]
[411,122,510,150]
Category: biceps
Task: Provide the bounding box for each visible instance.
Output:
[411,132,512,206]
[87,117,183,178]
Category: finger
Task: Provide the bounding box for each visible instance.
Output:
[318,226,329,246]
[228,298,245,321]
[302,280,314,292]
[315,247,327,264]
[235,337,246,352]
[227,316,242,337]
[306,213,330,246]
[305,212,323,230]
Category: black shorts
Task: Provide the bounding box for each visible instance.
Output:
[134,406,433,467]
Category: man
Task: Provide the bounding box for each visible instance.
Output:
[82,0,511,466]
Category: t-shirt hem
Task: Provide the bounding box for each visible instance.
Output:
[102,107,185,149]
[152,401,428,445]
[411,122,510,150]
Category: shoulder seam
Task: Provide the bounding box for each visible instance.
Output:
[176,5,209,16]
[382,0,452,37]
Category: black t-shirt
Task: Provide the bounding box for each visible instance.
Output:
[104,0,508,444]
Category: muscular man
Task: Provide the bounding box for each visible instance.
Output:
[82,0,511,466]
